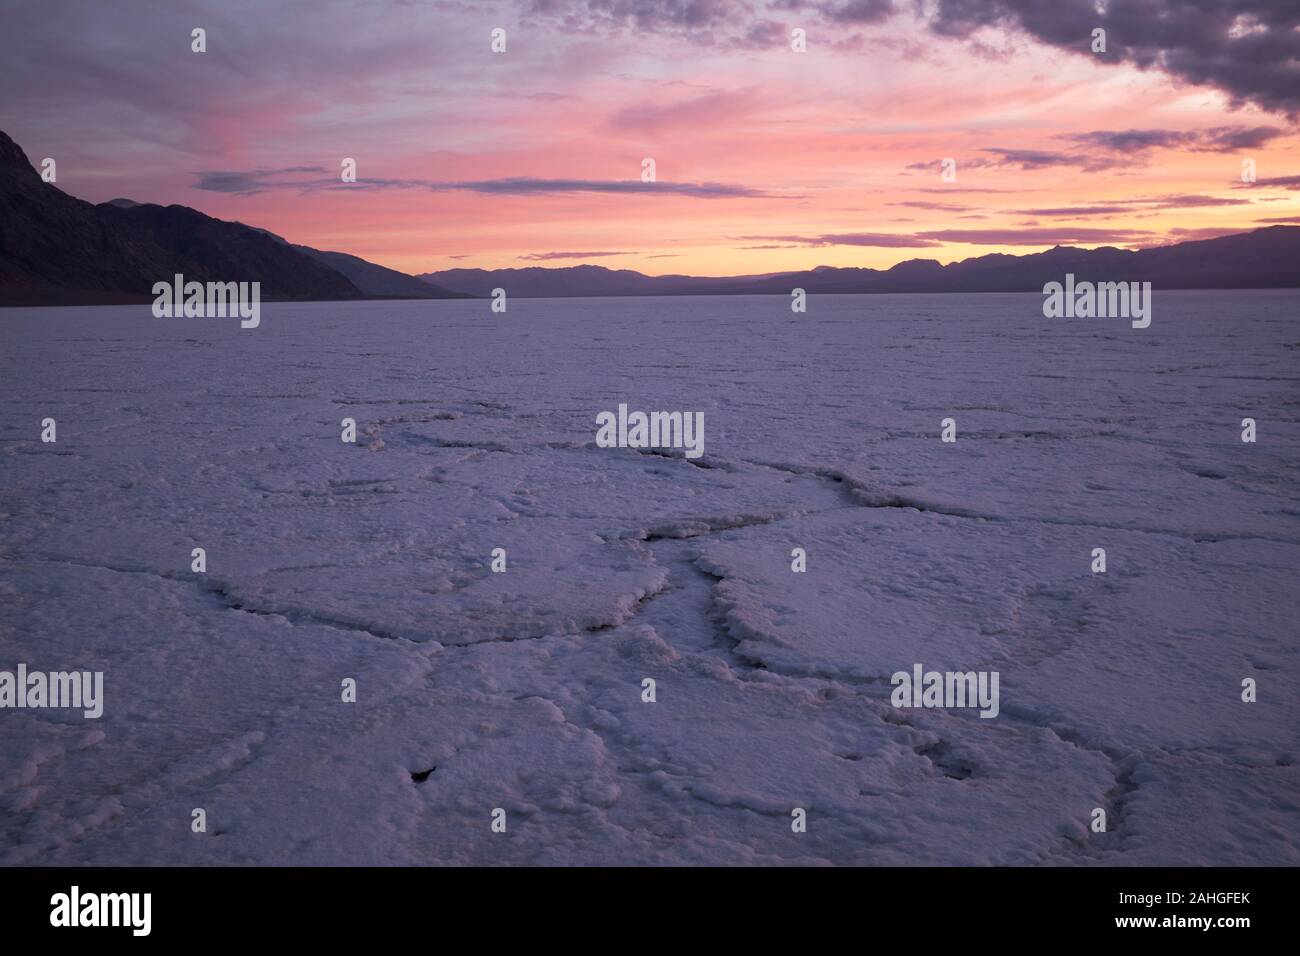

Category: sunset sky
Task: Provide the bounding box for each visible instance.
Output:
[3,0,1298,276]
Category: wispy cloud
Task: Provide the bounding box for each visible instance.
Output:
[193,166,327,194]
[914,227,1153,246]
[451,178,775,198]
[1067,126,1289,154]
[517,250,634,260]
[980,148,1124,172]
[195,170,777,199]
[734,232,943,247]
[1020,194,1254,217]
[1016,205,1131,217]
[734,224,1175,247]
[1235,175,1300,191]
[608,88,768,132]
[911,186,1030,194]
[906,148,1125,174]
[889,200,974,211]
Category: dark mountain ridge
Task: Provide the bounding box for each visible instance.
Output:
[0,129,463,306]
[0,130,362,306]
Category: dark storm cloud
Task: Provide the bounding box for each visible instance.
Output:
[533,1,1300,115]
[923,0,1300,116]
[818,0,895,23]
[734,19,788,47]
[527,0,747,34]
[528,0,895,33]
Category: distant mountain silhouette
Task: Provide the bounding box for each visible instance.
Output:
[292,247,469,299]
[237,218,467,298]
[0,129,462,306]
[420,227,1300,298]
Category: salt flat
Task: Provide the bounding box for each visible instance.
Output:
[1,291,1297,865]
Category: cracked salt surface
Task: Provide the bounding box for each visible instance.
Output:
[1,291,1297,865]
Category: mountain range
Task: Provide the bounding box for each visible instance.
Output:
[2,128,1297,307]
[418,228,1300,297]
